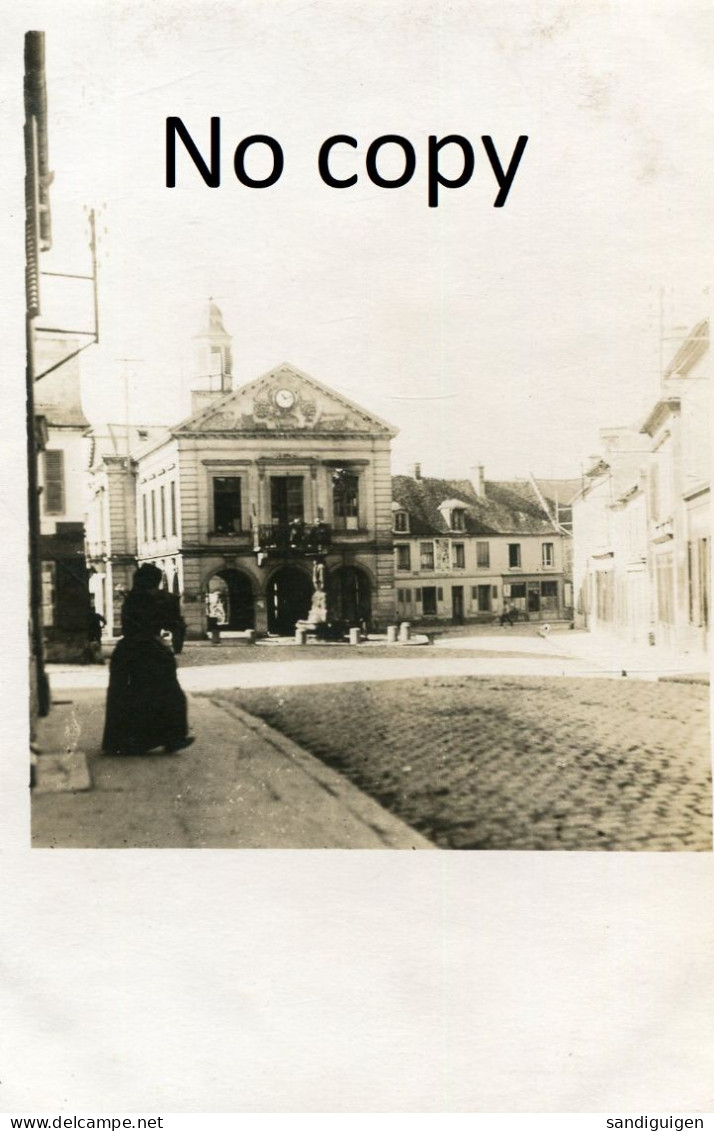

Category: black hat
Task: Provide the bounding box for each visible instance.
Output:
[133,563,163,590]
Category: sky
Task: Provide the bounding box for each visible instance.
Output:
[13,0,714,481]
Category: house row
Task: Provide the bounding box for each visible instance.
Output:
[572,319,710,655]
[78,302,577,639]
[33,301,710,650]
[391,468,578,624]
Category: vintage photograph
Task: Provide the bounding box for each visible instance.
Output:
[25,2,711,851]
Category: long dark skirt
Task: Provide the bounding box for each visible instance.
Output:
[102,635,189,754]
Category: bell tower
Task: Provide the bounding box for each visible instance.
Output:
[191,299,233,413]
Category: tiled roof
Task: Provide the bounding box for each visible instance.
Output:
[532,477,581,529]
[392,475,566,535]
[35,401,90,429]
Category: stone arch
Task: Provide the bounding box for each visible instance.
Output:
[266,563,313,635]
[206,566,256,630]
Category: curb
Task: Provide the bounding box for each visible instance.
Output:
[658,673,710,686]
[202,695,435,850]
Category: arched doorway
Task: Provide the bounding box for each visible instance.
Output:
[208,568,255,630]
[329,566,372,628]
[267,566,313,635]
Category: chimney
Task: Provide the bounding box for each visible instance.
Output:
[413,462,422,480]
[472,464,485,496]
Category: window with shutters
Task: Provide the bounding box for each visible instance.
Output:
[476,541,490,568]
[476,584,491,612]
[43,450,65,514]
[422,587,437,615]
[395,544,411,571]
[420,542,435,570]
[452,543,465,568]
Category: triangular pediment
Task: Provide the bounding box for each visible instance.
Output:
[175,363,397,437]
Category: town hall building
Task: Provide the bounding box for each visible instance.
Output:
[87,303,398,637]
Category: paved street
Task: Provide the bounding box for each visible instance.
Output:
[223,675,711,850]
[33,629,711,850]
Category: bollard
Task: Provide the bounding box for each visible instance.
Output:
[387,625,398,644]
[295,627,307,645]
[349,627,361,646]
[398,622,411,643]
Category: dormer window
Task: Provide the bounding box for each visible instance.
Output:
[393,509,409,533]
[438,498,468,531]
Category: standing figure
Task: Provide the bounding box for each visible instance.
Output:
[85,604,106,664]
[164,591,186,654]
[206,590,226,645]
[102,564,193,755]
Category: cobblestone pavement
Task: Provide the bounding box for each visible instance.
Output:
[210,676,713,851]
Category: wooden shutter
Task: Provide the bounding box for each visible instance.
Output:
[43,450,64,514]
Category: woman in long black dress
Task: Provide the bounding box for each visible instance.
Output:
[102,564,193,755]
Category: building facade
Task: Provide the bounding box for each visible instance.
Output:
[85,423,166,637]
[392,468,578,624]
[134,359,397,637]
[34,337,92,660]
[84,301,399,637]
[572,319,710,655]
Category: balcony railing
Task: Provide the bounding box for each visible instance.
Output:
[254,521,332,558]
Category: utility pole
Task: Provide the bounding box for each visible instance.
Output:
[25,31,52,723]
[117,357,143,562]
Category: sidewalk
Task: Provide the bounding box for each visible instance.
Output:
[543,629,710,683]
[32,689,433,849]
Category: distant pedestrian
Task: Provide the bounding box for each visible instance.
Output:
[164,592,186,654]
[499,602,514,627]
[85,606,106,664]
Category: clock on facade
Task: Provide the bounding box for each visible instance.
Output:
[275,388,295,409]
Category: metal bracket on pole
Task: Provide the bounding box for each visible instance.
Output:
[34,207,100,382]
